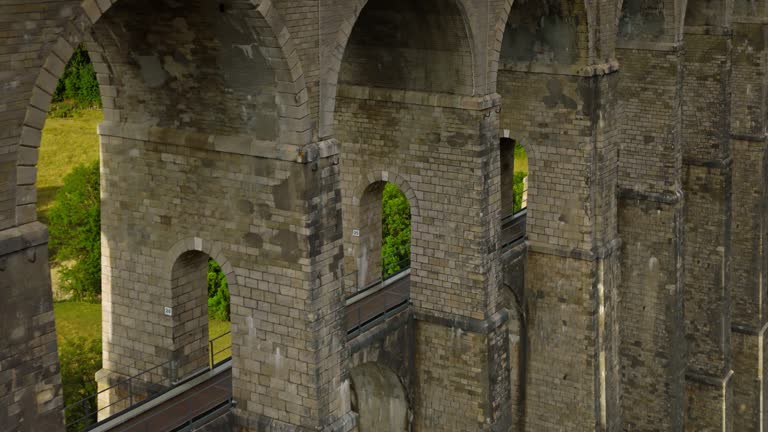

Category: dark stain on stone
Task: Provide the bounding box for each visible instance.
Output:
[273,177,294,211]
[237,199,254,215]
[543,79,577,109]
[578,79,598,125]
[446,132,471,148]
[257,203,272,219]
[275,229,300,260]
[243,232,263,248]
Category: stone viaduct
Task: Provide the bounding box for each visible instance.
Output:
[1,0,767,431]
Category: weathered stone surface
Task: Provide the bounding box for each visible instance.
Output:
[1,0,767,431]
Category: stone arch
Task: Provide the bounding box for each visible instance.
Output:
[348,172,417,290]
[617,0,680,42]
[684,0,732,27]
[319,0,480,137]
[349,362,411,432]
[354,171,420,219]
[15,0,308,226]
[488,0,595,84]
[164,236,237,376]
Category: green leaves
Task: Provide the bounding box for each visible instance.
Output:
[60,336,102,430]
[53,45,101,108]
[382,183,411,278]
[48,161,101,302]
[207,259,230,321]
[513,171,527,213]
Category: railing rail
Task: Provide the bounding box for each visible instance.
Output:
[64,331,233,432]
[209,331,232,369]
[500,208,527,249]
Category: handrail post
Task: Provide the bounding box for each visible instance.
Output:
[128,376,133,407]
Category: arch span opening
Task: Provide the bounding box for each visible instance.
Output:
[500,0,586,66]
[349,363,410,432]
[338,0,474,95]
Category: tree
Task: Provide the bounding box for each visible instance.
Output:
[60,337,102,431]
[207,259,230,321]
[54,46,101,107]
[48,161,101,301]
[381,183,411,277]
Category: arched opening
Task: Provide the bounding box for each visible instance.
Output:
[499,0,586,66]
[345,180,412,334]
[349,363,410,432]
[338,0,474,95]
[500,138,528,247]
[32,42,107,431]
[170,251,231,378]
[90,0,281,138]
[353,181,411,290]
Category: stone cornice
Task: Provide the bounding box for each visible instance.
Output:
[336,84,501,110]
[0,221,48,257]
[97,121,339,163]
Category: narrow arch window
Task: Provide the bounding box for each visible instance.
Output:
[500,138,528,247]
[171,251,232,377]
[354,181,412,289]
[346,181,412,334]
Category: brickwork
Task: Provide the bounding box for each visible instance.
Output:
[615,33,686,430]
[729,16,768,431]
[682,25,735,429]
[4,0,768,431]
[0,224,62,431]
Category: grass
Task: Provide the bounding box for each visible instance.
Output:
[53,301,232,361]
[38,108,102,223]
[54,301,101,343]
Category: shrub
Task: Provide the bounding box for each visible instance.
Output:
[382,183,411,278]
[513,172,527,213]
[207,259,230,321]
[48,161,101,302]
[60,336,102,431]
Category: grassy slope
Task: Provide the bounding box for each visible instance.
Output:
[38,109,102,223]
[54,301,231,359]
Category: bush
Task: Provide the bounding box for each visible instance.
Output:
[60,336,102,431]
[54,46,101,108]
[382,183,411,277]
[207,259,230,321]
[48,161,101,302]
[513,172,527,213]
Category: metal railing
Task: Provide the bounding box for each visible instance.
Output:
[345,255,411,300]
[64,331,233,432]
[209,331,232,368]
[65,360,177,432]
[501,208,527,249]
[106,366,232,432]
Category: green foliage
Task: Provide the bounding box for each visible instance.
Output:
[207,259,230,321]
[48,161,101,302]
[513,172,527,213]
[60,337,102,431]
[381,183,411,278]
[53,46,101,113]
